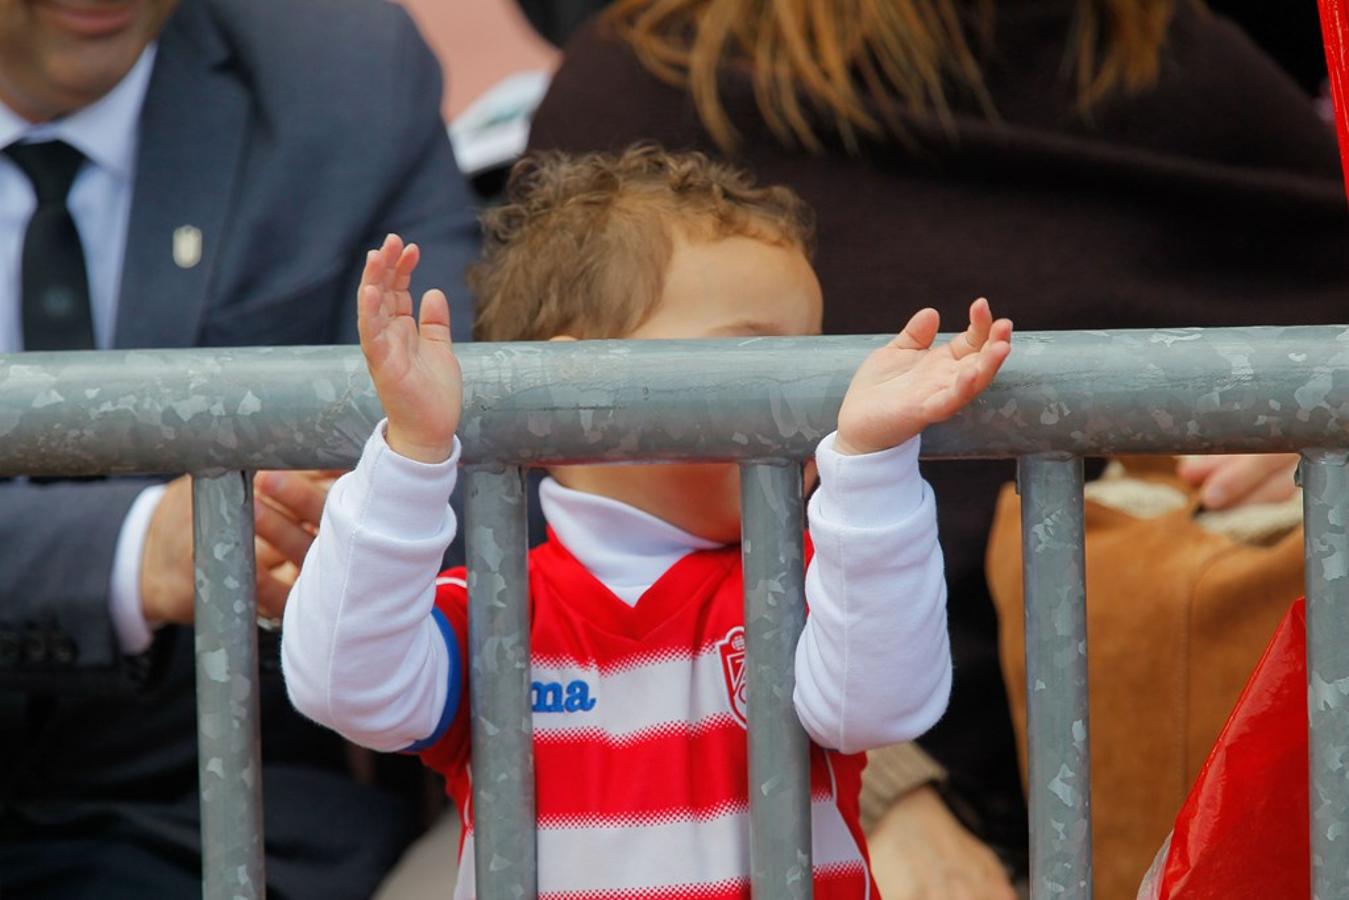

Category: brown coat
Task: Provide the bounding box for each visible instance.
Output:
[985,461,1306,899]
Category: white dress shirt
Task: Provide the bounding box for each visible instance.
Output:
[0,46,156,352]
[1,47,165,654]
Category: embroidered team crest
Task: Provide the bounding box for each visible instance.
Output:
[718,627,748,727]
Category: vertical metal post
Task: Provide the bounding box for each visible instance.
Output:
[192,471,265,900]
[1018,455,1091,900]
[465,465,536,898]
[740,461,813,899]
[1301,450,1349,900]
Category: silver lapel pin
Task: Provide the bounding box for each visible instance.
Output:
[173,225,203,269]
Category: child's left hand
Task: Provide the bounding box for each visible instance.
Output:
[834,298,1012,456]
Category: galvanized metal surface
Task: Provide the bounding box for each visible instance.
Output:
[464,465,536,899]
[192,471,265,900]
[739,462,813,899]
[1302,450,1349,900]
[2,327,1346,898]
[1019,456,1092,900]
[0,327,1346,476]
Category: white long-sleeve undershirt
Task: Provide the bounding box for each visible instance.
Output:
[281,422,951,755]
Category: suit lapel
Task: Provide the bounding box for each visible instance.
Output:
[115,0,249,349]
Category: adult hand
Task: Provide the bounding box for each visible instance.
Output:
[867,785,1016,900]
[1175,453,1300,510]
[140,470,335,626]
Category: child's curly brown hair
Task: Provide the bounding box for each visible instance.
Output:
[470,144,815,342]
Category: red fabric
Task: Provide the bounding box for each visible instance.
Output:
[417,535,874,899]
[1155,599,1309,898]
[1321,0,1349,202]
[532,867,866,900]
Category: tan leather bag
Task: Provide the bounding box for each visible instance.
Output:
[985,458,1304,900]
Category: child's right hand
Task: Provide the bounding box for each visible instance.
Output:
[357,234,463,463]
[834,298,1011,457]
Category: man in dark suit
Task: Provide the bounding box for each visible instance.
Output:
[0,0,477,896]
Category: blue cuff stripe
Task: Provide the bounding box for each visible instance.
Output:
[401,607,461,753]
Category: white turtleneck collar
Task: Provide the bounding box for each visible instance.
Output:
[538,476,725,607]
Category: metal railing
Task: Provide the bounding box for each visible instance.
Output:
[1,325,1346,900]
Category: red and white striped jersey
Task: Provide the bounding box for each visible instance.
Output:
[284,425,951,898]
[419,533,876,900]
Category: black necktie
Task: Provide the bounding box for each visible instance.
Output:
[5,140,96,351]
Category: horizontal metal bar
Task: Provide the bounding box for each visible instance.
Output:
[0,326,1346,475]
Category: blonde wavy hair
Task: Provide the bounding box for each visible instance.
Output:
[470,145,814,342]
[606,0,1177,151]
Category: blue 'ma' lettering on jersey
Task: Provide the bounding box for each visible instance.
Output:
[532,679,597,713]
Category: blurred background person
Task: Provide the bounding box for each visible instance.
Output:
[525,0,1348,894]
[0,0,476,896]
[400,0,559,196]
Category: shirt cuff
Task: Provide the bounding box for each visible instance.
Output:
[109,483,168,655]
[360,420,461,537]
[813,431,925,528]
[401,606,462,753]
[859,742,948,833]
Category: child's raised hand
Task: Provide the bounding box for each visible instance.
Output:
[834,298,1012,456]
[357,234,463,463]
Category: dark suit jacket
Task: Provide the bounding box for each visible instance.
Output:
[528,0,1349,864]
[0,0,478,896]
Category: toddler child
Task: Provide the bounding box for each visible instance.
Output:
[281,146,1012,899]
